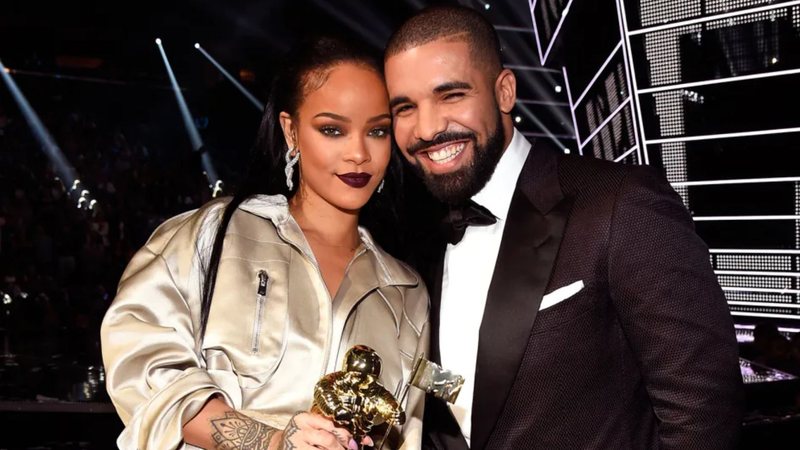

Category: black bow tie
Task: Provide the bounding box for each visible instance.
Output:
[442,200,497,245]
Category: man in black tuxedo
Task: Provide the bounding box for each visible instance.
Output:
[384,6,743,450]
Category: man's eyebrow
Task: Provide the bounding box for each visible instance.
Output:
[389,96,412,110]
[433,81,472,94]
[313,112,350,122]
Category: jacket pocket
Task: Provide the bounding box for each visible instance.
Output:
[531,282,599,334]
[202,261,290,389]
[238,268,289,388]
[252,270,270,354]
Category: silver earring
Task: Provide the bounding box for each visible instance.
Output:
[377,179,385,193]
[285,147,300,190]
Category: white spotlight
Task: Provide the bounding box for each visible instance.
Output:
[514,116,522,123]
[564,148,571,154]
[771,57,778,64]
[155,38,162,45]
[194,43,200,49]
[555,85,563,93]
[484,3,491,10]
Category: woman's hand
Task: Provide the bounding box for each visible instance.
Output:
[183,397,373,450]
[273,411,359,450]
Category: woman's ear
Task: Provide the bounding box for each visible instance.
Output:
[494,69,517,114]
[279,112,296,149]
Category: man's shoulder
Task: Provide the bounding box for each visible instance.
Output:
[554,153,664,195]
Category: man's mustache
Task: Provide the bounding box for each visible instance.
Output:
[406,131,476,156]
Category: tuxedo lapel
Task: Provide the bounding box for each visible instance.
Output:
[470,140,572,450]
[427,243,446,365]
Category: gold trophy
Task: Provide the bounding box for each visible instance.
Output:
[312,345,405,448]
[313,345,465,449]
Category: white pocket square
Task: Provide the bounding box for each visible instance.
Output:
[539,280,585,311]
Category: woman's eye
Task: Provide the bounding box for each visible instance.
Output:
[369,127,390,138]
[320,126,343,136]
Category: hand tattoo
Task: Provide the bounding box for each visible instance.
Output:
[280,412,302,450]
[210,410,279,450]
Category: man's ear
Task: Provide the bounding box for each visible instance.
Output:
[494,69,517,114]
[279,112,296,149]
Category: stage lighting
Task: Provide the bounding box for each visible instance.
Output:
[1,58,97,213]
[485,3,491,10]
[554,85,563,93]
[195,44,265,111]
[155,38,162,45]
[514,116,522,123]
[564,148,571,154]
[771,57,778,64]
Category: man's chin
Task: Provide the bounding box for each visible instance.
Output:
[421,170,476,205]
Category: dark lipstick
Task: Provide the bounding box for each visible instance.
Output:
[337,173,372,188]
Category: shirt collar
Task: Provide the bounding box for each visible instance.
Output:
[472,128,531,222]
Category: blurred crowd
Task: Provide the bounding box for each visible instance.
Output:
[0,85,215,401]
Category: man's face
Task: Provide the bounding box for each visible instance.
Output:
[385,39,506,204]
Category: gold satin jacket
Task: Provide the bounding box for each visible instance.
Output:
[100,195,429,449]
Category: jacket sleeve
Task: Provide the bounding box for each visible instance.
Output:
[607,167,744,449]
[100,225,229,449]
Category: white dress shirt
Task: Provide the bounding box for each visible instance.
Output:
[439,128,531,445]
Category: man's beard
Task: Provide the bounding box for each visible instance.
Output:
[409,112,506,205]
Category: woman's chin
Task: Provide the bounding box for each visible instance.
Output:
[329,194,373,215]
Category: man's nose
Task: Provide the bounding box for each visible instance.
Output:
[414,103,447,143]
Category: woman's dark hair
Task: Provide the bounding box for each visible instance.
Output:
[198,34,405,339]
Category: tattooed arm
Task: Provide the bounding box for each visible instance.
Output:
[183,396,358,450]
[182,397,276,449]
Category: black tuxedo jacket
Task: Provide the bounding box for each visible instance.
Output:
[416,139,744,450]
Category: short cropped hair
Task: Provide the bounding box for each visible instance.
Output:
[385,5,503,78]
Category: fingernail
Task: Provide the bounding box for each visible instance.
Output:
[348,438,358,450]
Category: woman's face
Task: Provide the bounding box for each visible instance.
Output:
[282,63,392,213]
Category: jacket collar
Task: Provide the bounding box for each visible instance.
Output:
[517,137,565,214]
[237,194,419,332]
[238,194,418,288]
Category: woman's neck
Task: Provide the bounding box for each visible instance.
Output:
[289,192,360,250]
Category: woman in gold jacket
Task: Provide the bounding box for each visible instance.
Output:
[100,35,429,450]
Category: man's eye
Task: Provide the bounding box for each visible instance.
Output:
[443,92,465,101]
[369,127,390,138]
[393,105,413,116]
[320,126,343,136]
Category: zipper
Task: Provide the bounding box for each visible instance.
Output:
[251,270,269,354]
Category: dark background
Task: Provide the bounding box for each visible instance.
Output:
[2,0,800,448]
